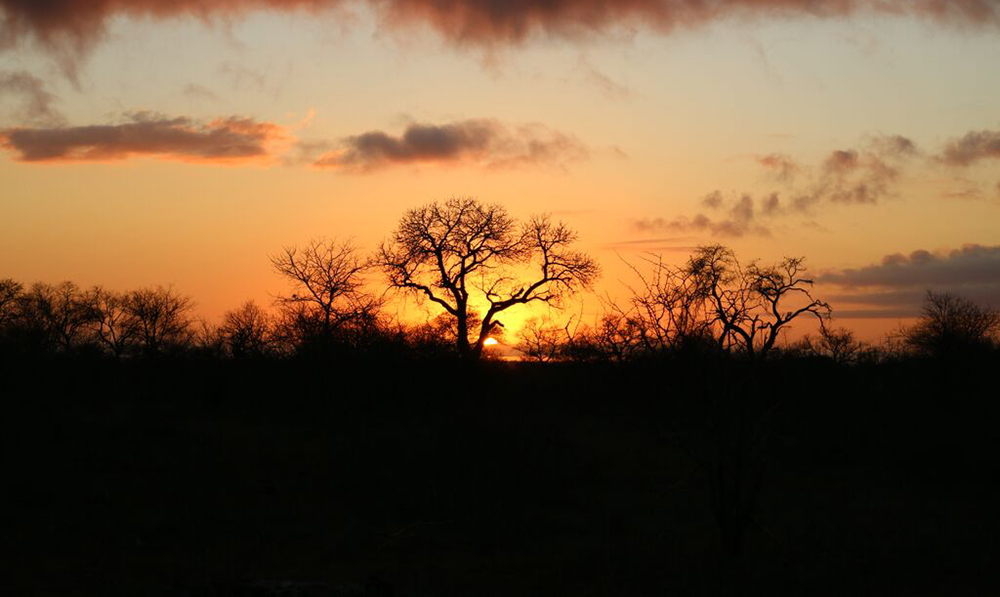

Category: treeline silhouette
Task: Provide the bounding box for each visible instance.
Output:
[5,198,1000,596]
[2,251,996,364]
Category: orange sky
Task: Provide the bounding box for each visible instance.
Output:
[2,2,999,342]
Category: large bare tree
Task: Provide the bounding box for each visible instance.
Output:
[379,196,599,359]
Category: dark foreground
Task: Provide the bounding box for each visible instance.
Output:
[5,355,999,596]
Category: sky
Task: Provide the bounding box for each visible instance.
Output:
[2,0,1000,341]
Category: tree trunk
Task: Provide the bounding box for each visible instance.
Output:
[456,310,472,358]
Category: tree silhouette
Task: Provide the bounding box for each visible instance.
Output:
[515,316,565,362]
[688,245,831,356]
[906,291,1000,357]
[19,281,93,352]
[0,278,22,329]
[126,286,194,356]
[378,197,599,359]
[220,300,273,358]
[86,286,137,358]
[270,238,381,347]
[797,324,864,364]
[617,253,714,354]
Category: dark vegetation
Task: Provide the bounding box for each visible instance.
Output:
[4,198,1000,596]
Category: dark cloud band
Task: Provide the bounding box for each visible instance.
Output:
[3,0,999,55]
[820,244,1000,316]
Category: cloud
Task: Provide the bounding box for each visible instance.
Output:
[3,0,1000,65]
[780,134,918,211]
[756,153,799,182]
[218,62,267,92]
[0,70,62,124]
[870,133,920,158]
[820,148,901,205]
[181,83,218,101]
[820,244,1000,288]
[0,111,286,163]
[635,191,775,238]
[938,129,1000,167]
[312,119,587,171]
[577,55,630,99]
[938,176,987,201]
[819,244,1000,316]
[603,237,697,253]
[638,132,931,241]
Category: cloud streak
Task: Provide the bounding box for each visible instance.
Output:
[0,111,286,163]
[312,119,587,171]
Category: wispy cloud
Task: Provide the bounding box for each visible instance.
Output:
[634,192,776,238]
[181,83,218,101]
[756,153,798,182]
[0,70,63,124]
[576,55,630,99]
[635,133,921,239]
[937,129,1000,167]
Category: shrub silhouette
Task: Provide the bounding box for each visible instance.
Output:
[906,291,999,357]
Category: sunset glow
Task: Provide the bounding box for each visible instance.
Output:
[5,4,1000,593]
[1,1,998,342]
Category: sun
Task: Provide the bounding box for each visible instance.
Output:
[483,337,499,347]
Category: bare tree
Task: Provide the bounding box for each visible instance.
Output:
[906,291,1000,356]
[220,300,273,358]
[618,254,715,354]
[379,197,599,359]
[687,245,831,357]
[0,278,22,329]
[86,287,137,358]
[797,324,864,364]
[599,313,650,362]
[126,286,194,356]
[270,238,381,344]
[515,316,564,363]
[18,281,94,352]
[192,319,227,358]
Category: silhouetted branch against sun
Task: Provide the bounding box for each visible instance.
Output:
[378,196,599,359]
